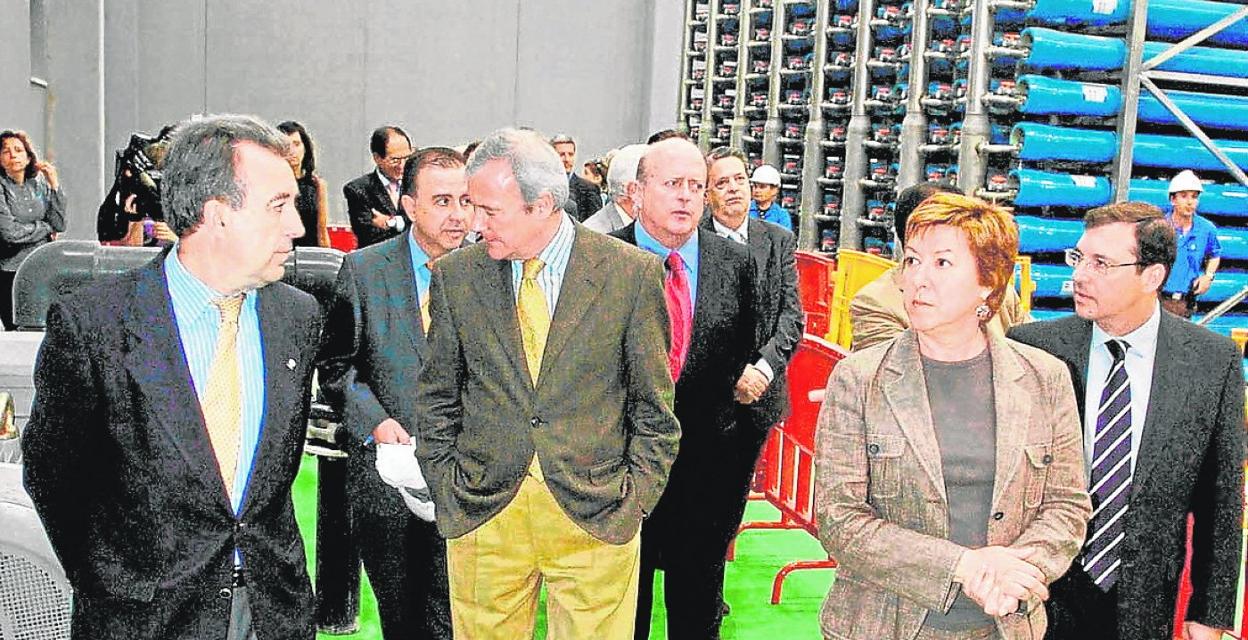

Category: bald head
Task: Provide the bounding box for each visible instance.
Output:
[633,138,707,249]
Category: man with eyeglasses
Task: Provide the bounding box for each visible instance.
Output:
[611,137,758,640]
[1009,202,1244,640]
[345,125,413,248]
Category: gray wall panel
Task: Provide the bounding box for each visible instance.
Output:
[2,1,684,234]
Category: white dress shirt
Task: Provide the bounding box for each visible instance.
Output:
[1084,303,1160,478]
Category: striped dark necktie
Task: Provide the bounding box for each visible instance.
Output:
[1082,338,1133,590]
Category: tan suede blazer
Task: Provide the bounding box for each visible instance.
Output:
[814,330,1090,640]
[850,264,1031,351]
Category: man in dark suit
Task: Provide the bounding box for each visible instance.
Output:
[22,114,321,640]
[1009,201,1244,640]
[318,147,470,639]
[414,128,680,638]
[550,133,602,221]
[344,125,413,248]
[611,137,758,640]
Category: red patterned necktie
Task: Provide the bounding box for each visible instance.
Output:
[664,251,693,381]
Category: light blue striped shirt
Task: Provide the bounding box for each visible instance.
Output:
[634,221,700,306]
[510,213,576,314]
[164,247,265,517]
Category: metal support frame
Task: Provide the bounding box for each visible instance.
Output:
[699,8,724,151]
[838,0,877,252]
[798,0,831,250]
[897,0,934,191]
[955,0,995,195]
[762,1,789,166]
[676,1,698,135]
[1110,0,1149,201]
[730,0,756,148]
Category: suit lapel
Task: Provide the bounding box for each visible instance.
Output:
[881,332,947,504]
[383,236,426,352]
[689,231,725,369]
[1131,312,1189,498]
[241,286,301,516]
[122,259,234,513]
[540,228,604,384]
[746,219,771,275]
[987,335,1031,509]
[469,254,529,385]
[371,172,398,216]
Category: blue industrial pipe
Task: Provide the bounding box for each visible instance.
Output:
[1012,122,1248,172]
[1017,213,1248,259]
[1021,28,1248,77]
[1030,263,1248,301]
[1012,168,1248,216]
[1027,0,1248,49]
[1018,75,1248,132]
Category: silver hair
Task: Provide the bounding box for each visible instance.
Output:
[606,144,647,199]
[467,128,569,210]
[160,114,289,237]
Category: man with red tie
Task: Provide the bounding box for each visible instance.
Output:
[610,137,757,640]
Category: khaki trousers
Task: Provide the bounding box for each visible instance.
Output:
[446,469,641,639]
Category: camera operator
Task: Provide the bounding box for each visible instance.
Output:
[98,127,176,247]
[1,129,66,330]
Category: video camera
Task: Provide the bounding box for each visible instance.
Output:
[96,127,174,242]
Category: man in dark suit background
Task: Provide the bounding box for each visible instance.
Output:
[414,127,680,638]
[611,137,758,640]
[318,147,470,639]
[550,133,602,221]
[22,114,321,639]
[344,125,413,248]
[1009,202,1244,640]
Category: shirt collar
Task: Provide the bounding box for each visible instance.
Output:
[376,169,397,190]
[613,201,633,224]
[635,219,699,268]
[517,213,575,276]
[165,245,252,322]
[711,215,749,242]
[1091,301,1161,359]
[407,231,432,270]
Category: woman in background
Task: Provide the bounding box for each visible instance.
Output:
[278,120,330,248]
[814,192,1090,640]
[0,129,66,330]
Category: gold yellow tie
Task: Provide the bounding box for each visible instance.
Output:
[420,261,434,336]
[203,295,244,502]
[517,258,549,481]
[517,258,549,387]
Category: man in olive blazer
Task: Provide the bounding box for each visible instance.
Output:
[413,128,679,638]
[815,331,1091,640]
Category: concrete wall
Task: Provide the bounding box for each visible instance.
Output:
[0,0,682,237]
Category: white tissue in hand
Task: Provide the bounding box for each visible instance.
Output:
[374,442,427,491]
[397,487,437,522]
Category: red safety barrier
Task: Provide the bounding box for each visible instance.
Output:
[733,334,847,604]
[327,225,357,253]
[795,251,836,339]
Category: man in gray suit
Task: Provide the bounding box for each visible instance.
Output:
[1009,202,1244,640]
[584,144,647,234]
[414,128,679,639]
[318,147,470,639]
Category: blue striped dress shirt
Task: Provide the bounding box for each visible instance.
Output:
[164,247,265,516]
[510,213,576,313]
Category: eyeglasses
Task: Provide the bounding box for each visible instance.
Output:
[379,153,410,167]
[1064,248,1141,276]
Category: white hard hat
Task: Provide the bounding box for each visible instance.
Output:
[751,164,782,186]
[1168,170,1204,194]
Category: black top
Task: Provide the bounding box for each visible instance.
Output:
[293,173,320,247]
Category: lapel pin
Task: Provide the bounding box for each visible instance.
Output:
[286,358,297,371]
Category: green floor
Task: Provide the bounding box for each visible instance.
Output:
[293,455,835,639]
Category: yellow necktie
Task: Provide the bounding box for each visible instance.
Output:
[517,258,549,387]
[420,260,434,336]
[203,295,244,502]
[517,258,549,481]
